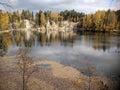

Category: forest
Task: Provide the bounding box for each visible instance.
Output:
[0,9,120,32]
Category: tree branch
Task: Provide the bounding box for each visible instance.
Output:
[0,2,12,8]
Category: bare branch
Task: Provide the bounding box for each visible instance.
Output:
[0,2,13,8]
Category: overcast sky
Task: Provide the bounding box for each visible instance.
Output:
[0,0,120,13]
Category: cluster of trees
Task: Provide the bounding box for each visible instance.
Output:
[0,33,13,52]
[0,10,35,30]
[11,10,34,28]
[78,10,120,32]
[0,10,11,30]
[60,9,85,22]
[0,9,64,30]
[36,10,63,26]
[0,9,120,32]
[60,9,120,32]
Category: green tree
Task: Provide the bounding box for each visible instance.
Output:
[21,10,34,21]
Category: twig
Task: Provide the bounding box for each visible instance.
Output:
[0,2,13,8]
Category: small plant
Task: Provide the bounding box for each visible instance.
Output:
[16,47,38,90]
[84,57,97,90]
[86,62,97,90]
[85,57,108,90]
[99,80,108,90]
[73,80,83,89]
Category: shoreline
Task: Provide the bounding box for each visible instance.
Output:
[0,29,120,35]
[0,56,119,90]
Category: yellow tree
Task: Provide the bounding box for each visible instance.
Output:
[93,10,106,31]
[58,15,63,21]
[40,12,46,26]
[108,11,117,31]
[86,14,93,30]
[0,12,10,30]
[50,12,59,23]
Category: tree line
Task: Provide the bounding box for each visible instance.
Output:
[77,10,120,32]
[0,9,120,32]
[0,9,64,30]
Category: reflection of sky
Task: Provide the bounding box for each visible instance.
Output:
[6,33,120,77]
[28,40,118,60]
[6,45,19,56]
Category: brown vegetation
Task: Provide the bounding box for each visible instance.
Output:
[0,55,119,90]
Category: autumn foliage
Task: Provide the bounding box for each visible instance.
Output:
[0,9,120,32]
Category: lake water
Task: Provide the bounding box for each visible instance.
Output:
[0,31,120,77]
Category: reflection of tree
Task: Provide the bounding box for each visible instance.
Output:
[36,33,47,46]
[23,32,35,47]
[13,31,35,47]
[59,32,76,47]
[41,33,47,46]
[83,32,112,52]
[36,32,76,47]
[93,33,111,51]
[49,33,59,44]
[0,33,13,52]
[24,38,35,47]
[13,31,24,46]
[0,36,2,50]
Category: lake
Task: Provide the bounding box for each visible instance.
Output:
[0,30,120,78]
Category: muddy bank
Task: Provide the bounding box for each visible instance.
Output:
[0,56,119,90]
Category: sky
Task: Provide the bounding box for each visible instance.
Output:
[0,0,120,13]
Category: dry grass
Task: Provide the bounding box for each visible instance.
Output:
[0,56,119,90]
[34,60,81,80]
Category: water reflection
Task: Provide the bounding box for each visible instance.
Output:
[36,31,76,47]
[77,32,120,52]
[12,31,35,47]
[0,31,120,76]
[1,31,119,53]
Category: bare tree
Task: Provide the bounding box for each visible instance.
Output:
[0,0,13,11]
[16,48,38,90]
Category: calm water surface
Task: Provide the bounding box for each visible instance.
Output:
[0,31,120,77]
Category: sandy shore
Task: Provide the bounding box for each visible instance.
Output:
[0,56,119,90]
